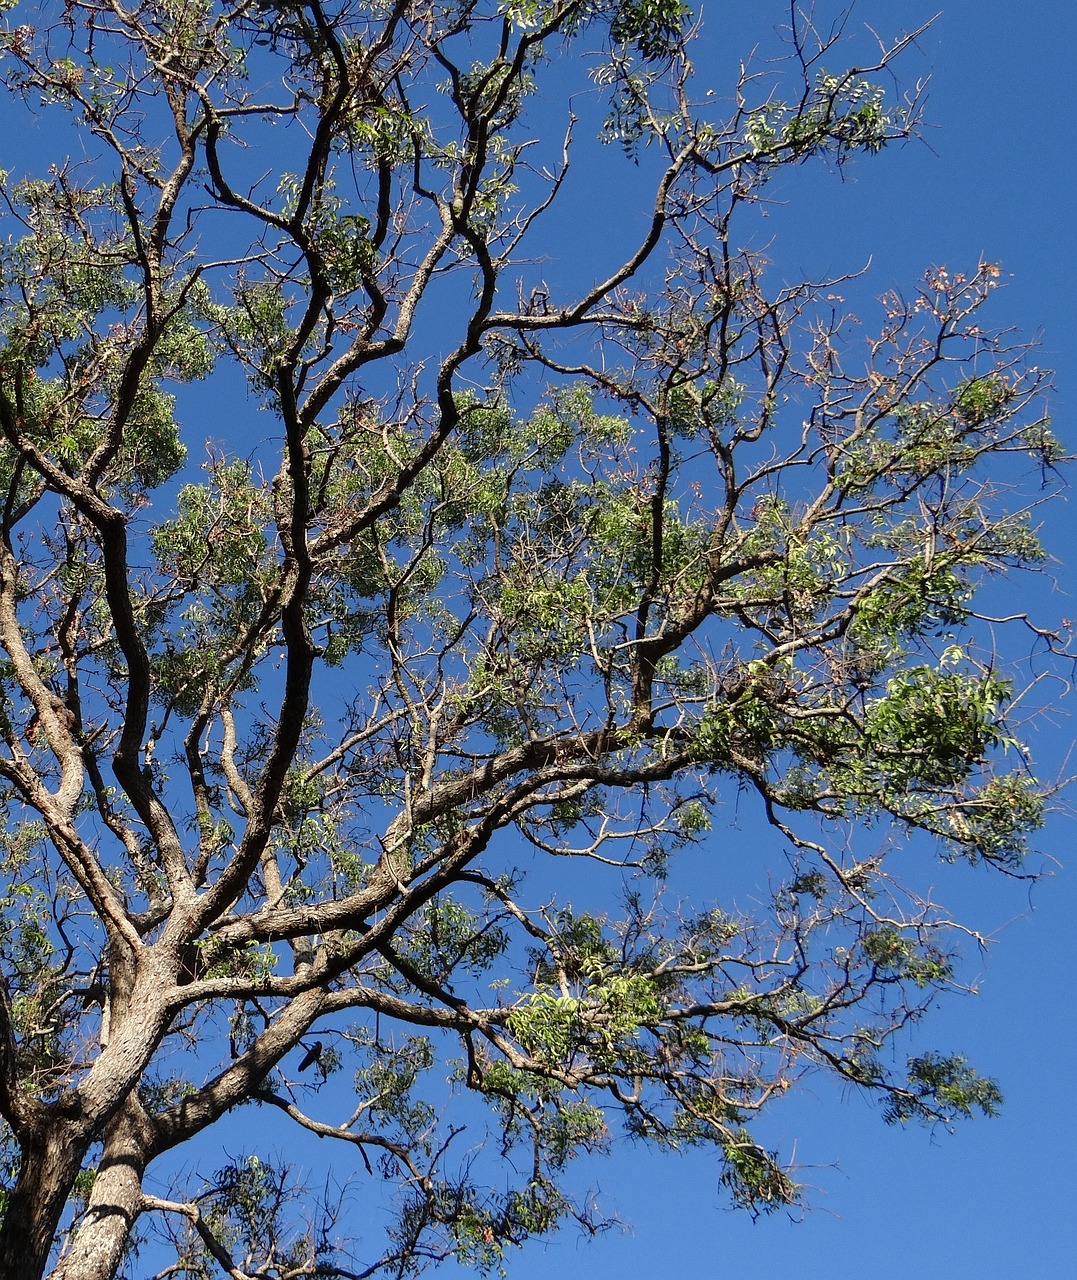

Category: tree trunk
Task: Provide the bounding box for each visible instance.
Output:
[47,1100,152,1280]
[0,1122,90,1280]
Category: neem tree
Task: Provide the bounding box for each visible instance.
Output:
[0,2,1065,1277]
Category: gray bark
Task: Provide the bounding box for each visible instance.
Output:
[48,1101,153,1280]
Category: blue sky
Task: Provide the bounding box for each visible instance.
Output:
[1,2,1074,1276]
[499,5,1077,1276]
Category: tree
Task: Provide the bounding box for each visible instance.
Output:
[0,1,1064,1277]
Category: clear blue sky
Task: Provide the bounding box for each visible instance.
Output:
[502,5,1077,1276]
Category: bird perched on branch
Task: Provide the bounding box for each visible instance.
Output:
[297,1040,323,1072]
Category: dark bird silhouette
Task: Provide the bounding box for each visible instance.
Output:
[297,1040,323,1072]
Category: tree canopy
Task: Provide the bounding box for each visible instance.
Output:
[0,2,1066,1278]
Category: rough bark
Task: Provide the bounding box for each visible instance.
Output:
[0,1121,90,1280]
[48,1101,153,1280]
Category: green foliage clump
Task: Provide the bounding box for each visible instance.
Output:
[885,1054,1003,1125]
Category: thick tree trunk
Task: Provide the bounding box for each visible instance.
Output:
[0,955,184,1280]
[0,1122,90,1280]
[48,1101,152,1280]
